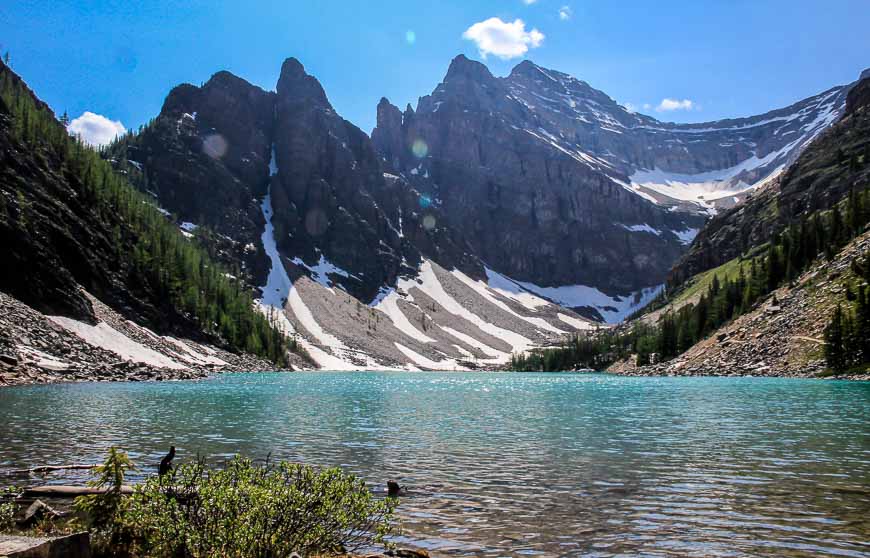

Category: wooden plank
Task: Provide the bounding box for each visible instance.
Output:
[21,485,135,497]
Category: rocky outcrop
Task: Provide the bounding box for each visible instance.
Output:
[270,58,407,301]
[0,532,91,558]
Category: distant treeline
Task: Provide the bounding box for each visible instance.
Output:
[0,62,294,365]
[511,187,870,373]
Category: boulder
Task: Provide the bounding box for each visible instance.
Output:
[0,532,90,558]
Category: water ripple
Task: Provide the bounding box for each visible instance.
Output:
[0,372,868,557]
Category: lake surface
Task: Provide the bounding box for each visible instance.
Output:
[1,372,869,557]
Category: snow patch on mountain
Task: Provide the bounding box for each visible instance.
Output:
[49,316,186,369]
[394,342,462,370]
[451,269,568,334]
[257,190,292,309]
[513,280,664,323]
[438,325,507,359]
[411,261,535,353]
[483,268,552,310]
[673,227,699,245]
[621,223,662,235]
[290,253,358,291]
[557,313,596,330]
[373,289,436,344]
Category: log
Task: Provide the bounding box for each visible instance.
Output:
[5,464,98,475]
[21,485,135,498]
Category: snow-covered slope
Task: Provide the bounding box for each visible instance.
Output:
[254,136,594,370]
[271,258,595,370]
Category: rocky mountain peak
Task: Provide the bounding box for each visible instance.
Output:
[444,54,494,84]
[276,57,330,107]
[372,98,404,167]
[160,83,201,115]
[846,76,870,114]
[860,68,870,81]
[508,59,548,80]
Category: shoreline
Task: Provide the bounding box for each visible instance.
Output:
[3,366,868,389]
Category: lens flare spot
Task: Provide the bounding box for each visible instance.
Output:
[422,214,436,231]
[419,195,432,209]
[405,30,416,45]
[115,47,138,72]
[411,139,428,159]
[202,134,228,159]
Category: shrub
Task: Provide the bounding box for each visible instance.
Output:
[106,455,395,557]
[0,486,19,532]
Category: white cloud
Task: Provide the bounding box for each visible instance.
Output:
[462,17,545,60]
[522,0,538,4]
[656,98,695,112]
[558,6,572,20]
[67,111,126,147]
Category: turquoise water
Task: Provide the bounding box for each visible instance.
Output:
[1,372,869,557]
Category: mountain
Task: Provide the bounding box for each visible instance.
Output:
[108,58,598,370]
[0,61,300,386]
[670,75,870,285]
[610,76,870,377]
[372,56,857,297]
[385,63,867,377]
[101,56,862,370]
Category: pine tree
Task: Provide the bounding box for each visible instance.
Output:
[856,287,870,364]
[824,304,847,371]
[766,240,783,292]
[658,313,678,358]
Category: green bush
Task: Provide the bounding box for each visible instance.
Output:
[80,451,395,557]
[0,486,19,532]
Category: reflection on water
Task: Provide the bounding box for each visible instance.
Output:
[1,372,869,557]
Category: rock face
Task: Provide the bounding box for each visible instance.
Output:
[372,56,705,295]
[108,71,276,287]
[112,58,477,303]
[371,56,859,293]
[270,58,413,301]
[671,76,870,285]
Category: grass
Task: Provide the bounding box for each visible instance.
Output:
[670,256,748,308]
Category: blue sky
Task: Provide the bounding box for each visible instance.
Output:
[2,0,869,140]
